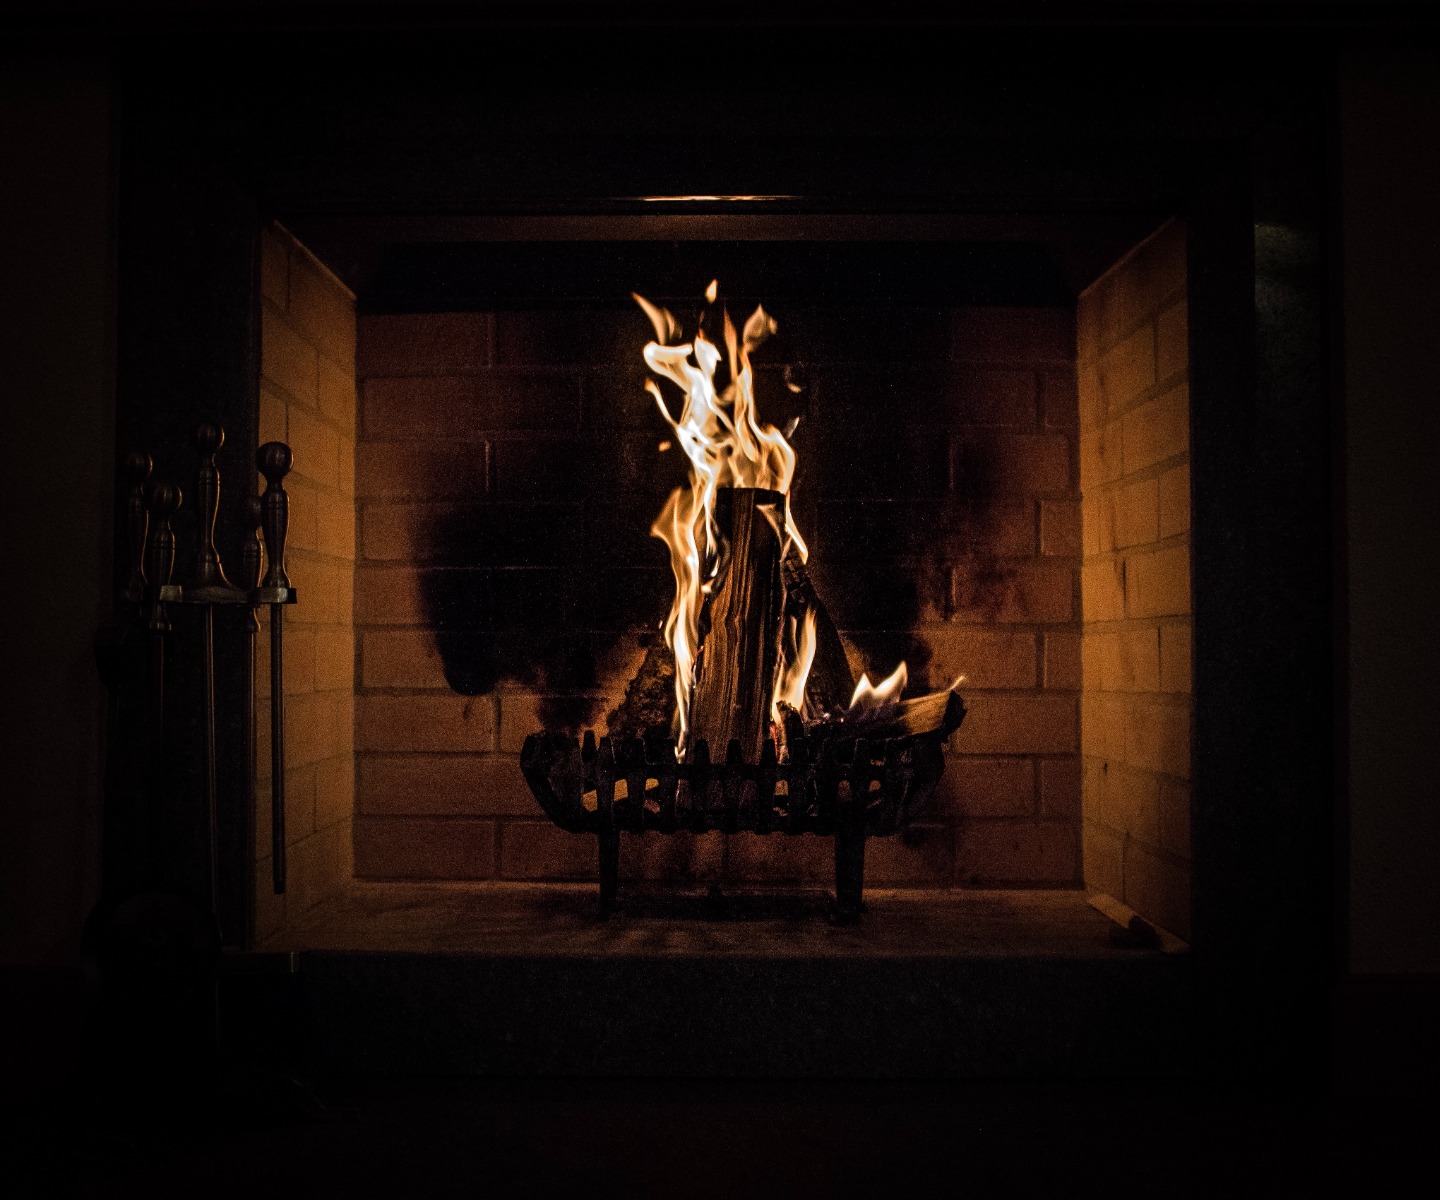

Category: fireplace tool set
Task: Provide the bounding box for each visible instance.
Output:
[104,425,296,941]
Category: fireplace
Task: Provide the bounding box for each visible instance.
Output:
[108,15,1334,1080]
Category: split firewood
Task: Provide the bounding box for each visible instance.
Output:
[806,687,966,743]
[687,487,788,761]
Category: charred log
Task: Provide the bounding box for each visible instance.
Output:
[603,632,678,748]
[687,487,787,762]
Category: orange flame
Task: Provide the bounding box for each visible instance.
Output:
[848,661,908,713]
[636,283,810,754]
[773,608,818,722]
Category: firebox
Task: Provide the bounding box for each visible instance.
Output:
[247,221,1188,930]
[109,17,1335,1080]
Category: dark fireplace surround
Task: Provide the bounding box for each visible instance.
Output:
[114,21,1334,1080]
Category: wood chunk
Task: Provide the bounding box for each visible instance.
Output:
[687,488,787,761]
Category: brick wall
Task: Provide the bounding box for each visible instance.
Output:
[253,225,357,939]
[353,300,1081,889]
[1077,219,1192,938]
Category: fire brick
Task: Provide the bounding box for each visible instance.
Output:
[922,627,1037,690]
[1122,699,1191,778]
[314,755,356,831]
[1080,219,1187,356]
[261,305,319,406]
[1077,359,1102,431]
[357,311,493,376]
[357,694,497,754]
[356,817,495,881]
[362,629,450,690]
[498,820,596,881]
[362,371,582,437]
[355,566,426,626]
[1040,499,1082,557]
[315,490,356,561]
[955,819,1078,886]
[1156,298,1189,385]
[1079,420,1123,490]
[252,764,316,854]
[257,625,314,700]
[1041,367,1080,430]
[292,690,354,772]
[619,831,725,884]
[1003,562,1076,623]
[935,756,1036,818]
[1039,758,1083,819]
[288,256,356,366]
[1123,844,1190,941]
[356,443,487,499]
[1081,557,1126,623]
[722,832,831,884]
[1126,543,1191,618]
[318,356,358,436]
[1081,820,1125,901]
[1115,477,1159,548]
[288,822,354,913]
[1159,622,1193,694]
[1097,322,1155,415]
[865,825,956,885]
[1044,631,1081,690]
[953,694,1079,756]
[1121,382,1189,475]
[259,383,288,447]
[1157,462,1191,539]
[359,754,542,818]
[494,309,641,366]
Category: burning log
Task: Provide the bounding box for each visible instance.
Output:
[518,282,971,921]
[686,486,787,762]
[603,633,677,745]
[811,686,966,742]
[780,555,855,716]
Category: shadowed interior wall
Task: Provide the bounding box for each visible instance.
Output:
[0,53,112,963]
[1077,219,1192,939]
[252,225,357,940]
[351,299,1082,889]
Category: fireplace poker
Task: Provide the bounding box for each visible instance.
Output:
[143,477,181,874]
[240,495,264,911]
[257,442,294,894]
[184,422,245,933]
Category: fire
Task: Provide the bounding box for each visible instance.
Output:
[636,283,811,753]
[636,282,914,756]
[773,608,818,720]
[848,662,908,713]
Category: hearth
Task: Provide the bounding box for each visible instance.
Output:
[104,16,1336,1079]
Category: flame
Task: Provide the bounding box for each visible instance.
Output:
[848,661,908,714]
[772,608,817,723]
[636,282,811,754]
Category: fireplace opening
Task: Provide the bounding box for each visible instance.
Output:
[249,213,1191,952]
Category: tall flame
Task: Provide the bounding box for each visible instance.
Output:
[636,284,810,753]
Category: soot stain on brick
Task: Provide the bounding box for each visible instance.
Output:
[408,303,1023,728]
[419,498,670,735]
